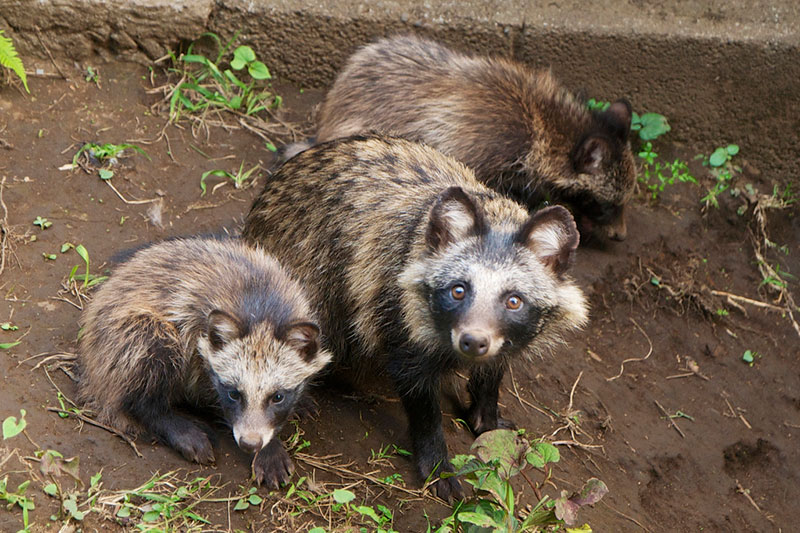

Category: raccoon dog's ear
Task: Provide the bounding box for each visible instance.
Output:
[603,99,632,140]
[277,321,320,362]
[516,205,579,277]
[571,134,612,175]
[208,310,245,349]
[426,186,487,252]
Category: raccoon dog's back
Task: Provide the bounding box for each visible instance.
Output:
[314,35,636,241]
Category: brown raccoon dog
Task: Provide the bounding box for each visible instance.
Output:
[76,237,331,487]
[300,34,636,241]
[242,136,588,499]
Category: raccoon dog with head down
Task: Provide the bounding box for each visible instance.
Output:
[76,237,331,487]
[302,35,636,241]
[242,137,588,499]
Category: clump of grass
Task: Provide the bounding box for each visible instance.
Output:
[200,161,261,195]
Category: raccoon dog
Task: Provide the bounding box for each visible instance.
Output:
[242,136,588,499]
[76,237,331,487]
[301,35,636,241]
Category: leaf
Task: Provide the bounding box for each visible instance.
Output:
[742,350,754,363]
[332,488,355,504]
[43,483,58,496]
[0,30,29,93]
[472,429,530,478]
[60,243,74,253]
[527,441,560,468]
[200,169,231,196]
[234,45,256,64]
[456,511,502,528]
[40,450,81,483]
[90,471,102,489]
[637,113,671,141]
[554,478,609,527]
[708,148,728,167]
[0,340,21,349]
[3,409,27,439]
[98,169,114,180]
[142,509,161,522]
[116,506,131,518]
[233,498,249,511]
[353,504,382,524]
[248,60,271,80]
[248,494,263,505]
[265,141,277,152]
[726,144,740,155]
[567,525,593,532]
[308,528,326,533]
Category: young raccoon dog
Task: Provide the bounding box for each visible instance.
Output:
[242,136,588,500]
[76,237,331,487]
[298,35,636,241]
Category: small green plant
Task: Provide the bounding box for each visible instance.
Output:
[233,486,263,511]
[0,30,29,93]
[1,322,19,331]
[110,472,215,528]
[168,32,281,121]
[200,162,261,195]
[33,216,52,229]
[437,429,607,532]
[0,477,35,531]
[3,409,27,439]
[585,98,610,112]
[85,66,99,86]
[631,112,671,141]
[758,262,794,290]
[72,142,150,169]
[742,349,762,366]
[637,142,696,200]
[67,244,108,289]
[699,144,740,208]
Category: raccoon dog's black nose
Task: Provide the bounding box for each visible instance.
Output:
[238,436,263,454]
[459,333,489,357]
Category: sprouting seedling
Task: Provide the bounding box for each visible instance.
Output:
[233,486,263,511]
[631,112,671,141]
[3,409,27,439]
[200,162,260,195]
[33,216,52,229]
[230,45,271,80]
[67,244,108,289]
[72,142,150,168]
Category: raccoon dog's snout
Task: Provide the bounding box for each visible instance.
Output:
[457,330,490,357]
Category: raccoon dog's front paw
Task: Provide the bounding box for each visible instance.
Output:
[170,424,215,465]
[252,439,294,488]
[431,471,465,502]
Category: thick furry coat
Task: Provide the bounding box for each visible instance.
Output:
[77,237,331,487]
[306,35,636,240]
[242,136,588,499]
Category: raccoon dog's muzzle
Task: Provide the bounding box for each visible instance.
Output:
[451,326,504,361]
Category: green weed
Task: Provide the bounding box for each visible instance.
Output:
[698,144,740,208]
[0,477,35,532]
[200,162,261,195]
[637,142,696,200]
[0,30,29,93]
[436,429,607,532]
[631,112,671,141]
[168,32,281,121]
[66,244,107,290]
[72,142,150,171]
[33,216,52,230]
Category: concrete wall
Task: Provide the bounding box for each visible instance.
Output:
[3,0,798,181]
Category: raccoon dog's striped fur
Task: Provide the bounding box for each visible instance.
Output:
[242,136,588,499]
[305,35,636,241]
[76,237,331,487]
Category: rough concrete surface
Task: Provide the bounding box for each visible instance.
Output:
[2,0,797,189]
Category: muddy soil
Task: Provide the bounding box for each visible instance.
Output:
[1,62,798,532]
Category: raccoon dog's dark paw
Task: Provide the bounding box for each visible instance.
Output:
[252,439,294,488]
[170,424,215,465]
[431,472,465,502]
[468,409,517,435]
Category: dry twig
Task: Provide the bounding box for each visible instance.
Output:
[607,318,653,381]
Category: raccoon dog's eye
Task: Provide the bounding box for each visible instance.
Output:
[272,392,285,404]
[228,390,241,402]
[451,284,466,301]
[506,295,523,310]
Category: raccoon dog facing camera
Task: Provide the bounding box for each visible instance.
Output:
[242,136,588,499]
[76,237,331,487]
[303,35,636,241]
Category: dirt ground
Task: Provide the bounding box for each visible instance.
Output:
[1,61,798,532]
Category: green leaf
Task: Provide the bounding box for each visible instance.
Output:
[332,488,355,504]
[527,441,560,468]
[233,498,249,511]
[3,409,27,439]
[0,341,21,350]
[248,494,263,505]
[472,428,530,478]
[60,243,74,253]
[726,144,739,155]
[116,506,131,518]
[637,113,670,141]
[230,57,246,70]
[456,511,502,528]
[308,528,326,533]
[353,505,382,524]
[43,483,58,496]
[200,169,231,196]
[742,350,754,363]
[90,471,102,489]
[142,509,161,522]
[248,61,271,80]
[0,30,29,93]
[708,148,728,167]
[0,322,18,331]
[98,169,114,180]
[265,142,277,152]
[234,45,256,64]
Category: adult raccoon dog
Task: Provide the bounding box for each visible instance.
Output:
[76,237,331,487]
[302,35,635,241]
[242,137,588,499]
